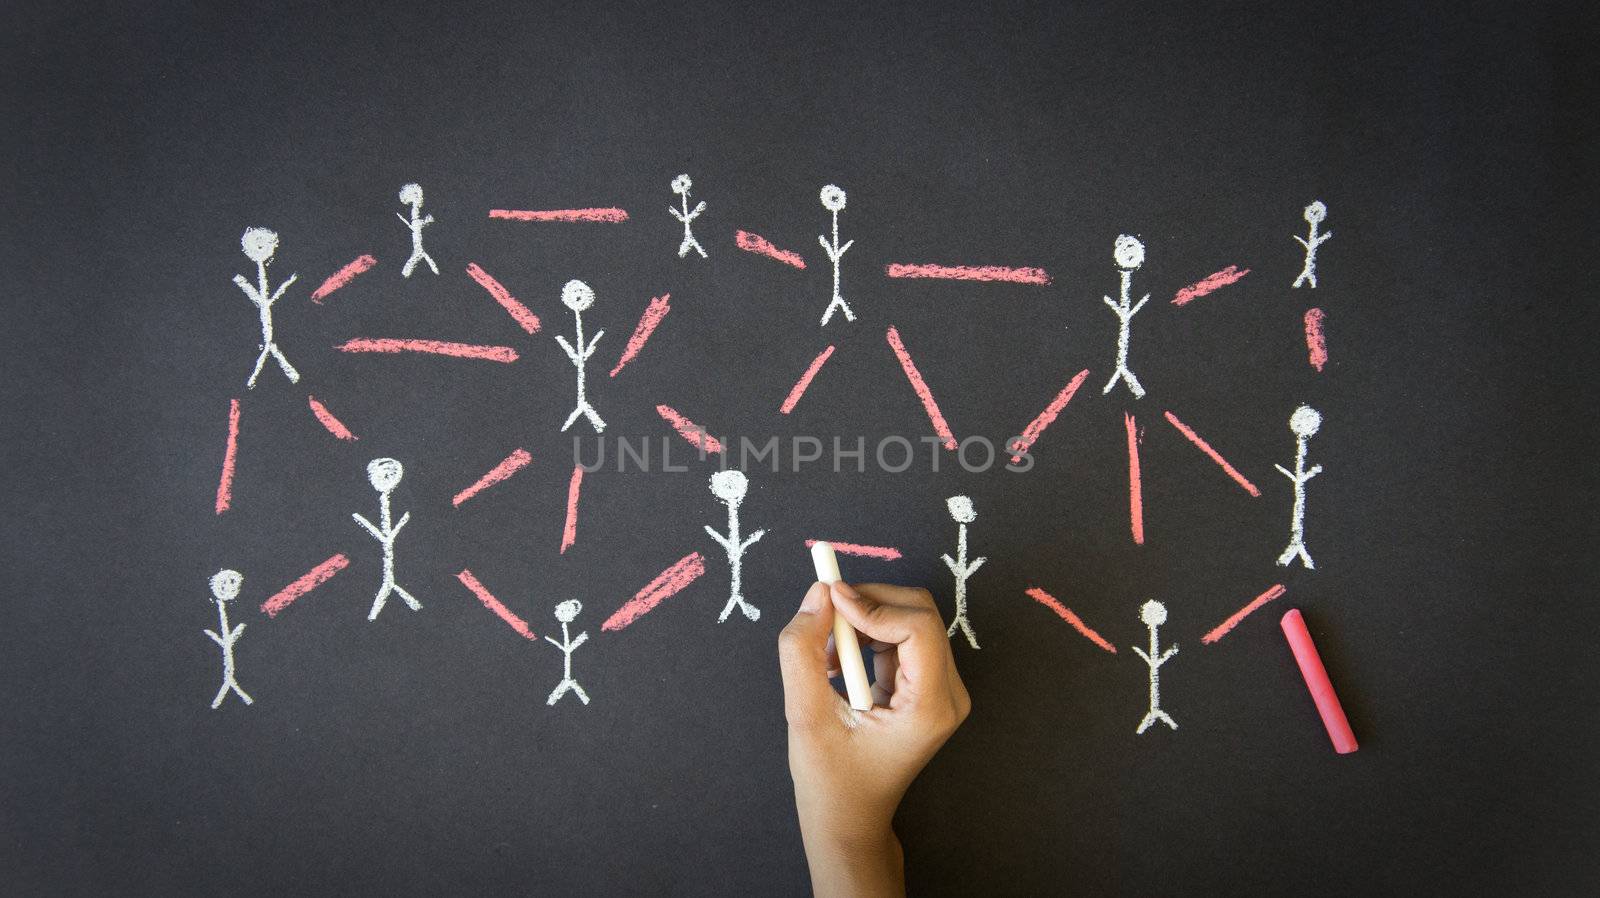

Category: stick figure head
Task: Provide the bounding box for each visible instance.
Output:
[820,184,847,212]
[710,470,749,503]
[399,183,424,206]
[946,495,976,524]
[1289,405,1322,438]
[241,227,279,264]
[210,569,243,602]
[1139,600,1167,627]
[1303,200,1327,224]
[562,279,595,312]
[671,174,693,196]
[1113,234,1144,271]
[555,599,582,623]
[367,457,404,492]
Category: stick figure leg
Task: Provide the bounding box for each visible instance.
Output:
[230,680,254,705]
[571,681,590,705]
[423,251,438,275]
[1136,709,1177,734]
[269,343,300,383]
[547,679,574,705]
[212,680,231,709]
[1276,542,1315,569]
[719,595,760,623]
[392,583,423,611]
[368,582,393,620]
[246,345,272,389]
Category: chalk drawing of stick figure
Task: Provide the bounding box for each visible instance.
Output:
[353,457,422,620]
[816,184,856,326]
[705,470,766,622]
[940,495,987,649]
[1293,200,1331,288]
[668,174,707,259]
[234,227,300,389]
[1275,405,1324,569]
[1132,600,1178,734]
[545,600,590,706]
[205,569,253,708]
[1101,235,1150,399]
[397,183,439,277]
[556,279,607,433]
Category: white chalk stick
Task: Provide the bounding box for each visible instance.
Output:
[810,541,873,711]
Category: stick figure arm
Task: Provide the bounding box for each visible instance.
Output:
[739,528,766,552]
[703,525,734,551]
[940,553,960,574]
[204,629,225,647]
[568,632,589,651]
[397,212,411,226]
[668,206,687,222]
[1274,464,1296,481]
[1294,235,1311,250]
[353,513,384,540]
[837,238,853,256]
[965,556,987,577]
[817,235,834,257]
[230,623,246,640]
[268,273,299,305]
[1304,464,1323,480]
[1130,294,1150,317]
[391,511,410,535]
[583,329,605,359]
[1102,295,1122,313]
[1131,646,1152,664]
[421,214,433,226]
[233,275,264,305]
[1159,645,1179,664]
[689,201,706,217]
[543,635,564,650]
[1315,230,1332,245]
[555,335,581,365]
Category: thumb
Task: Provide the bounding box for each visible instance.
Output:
[778,582,843,728]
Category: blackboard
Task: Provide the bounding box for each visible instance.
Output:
[4,2,1595,894]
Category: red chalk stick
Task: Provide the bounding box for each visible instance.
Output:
[1280,609,1359,754]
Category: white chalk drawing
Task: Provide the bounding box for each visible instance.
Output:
[1293,200,1331,288]
[556,279,607,433]
[1131,600,1178,733]
[816,184,856,325]
[545,599,591,706]
[705,470,766,622]
[1274,405,1324,569]
[397,183,439,277]
[353,458,422,620]
[940,496,987,649]
[205,569,253,708]
[234,227,300,389]
[668,174,707,259]
[1101,235,1150,399]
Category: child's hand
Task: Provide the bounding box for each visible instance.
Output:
[778,581,971,897]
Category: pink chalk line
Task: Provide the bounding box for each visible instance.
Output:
[311,254,377,303]
[456,569,537,641]
[780,345,836,415]
[885,326,957,450]
[884,263,1051,285]
[452,448,533,507]
[466,262,541,335]
[602,552,707,632]
[1305,307,1328,372]
[1024,588,1117,654]
[338,338,519,363]
[1126,412,1145,545]
[1201,583,1287,645]
[489,208,629,223]
[735,230,806,269]
[560,465,583,554]
[1009,368,1090,463]
[307,395,358,441]
[1162,410,1260,497]
[261,553,350,618]
[803,539,902,561]
[610,293,671,377]
[215,399,240,515]
[656,404,725,455]
[1171,265,1250,306]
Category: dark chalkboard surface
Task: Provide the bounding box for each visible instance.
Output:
[4,2,1595,895]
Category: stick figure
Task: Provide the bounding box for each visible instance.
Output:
[705,470,766,622]
[668,174,707,259]
[816,184,856,326]
[1132,600,1178,734]
[1101,235,1150,399]
[1275,405,1324,569]
[556,279,606,433]
[397,183,438,278]
[545,599,590,705]
[1293,200,1331,288]
[940,495,987,649]
[204,569,253,708]
[234,227,300,389]
[353,457,422,620]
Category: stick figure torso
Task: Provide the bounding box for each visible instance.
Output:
[233,227,300,389]
[397,183,439,278]
[353,458,422,620]
[1101,235,1150,399]
[545,600,590,705]
[705,470,766,622]
[940,495,987,649]
[204,569,253,708]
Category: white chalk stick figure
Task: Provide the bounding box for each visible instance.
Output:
[397,182,438,278]
[556,279,606,433]
[204,569,253,708]
[816,184,856,326]
[1275,405,1324,569]
[1132,600,1178,734]
[940,496,987,649]
[234,227,300,389]
[545,599,590,706]
[1101,235,1150,399]
[352,457,422,620]
[705,470,766,622]
[1293,200,1331,288]
[668,174,707,259]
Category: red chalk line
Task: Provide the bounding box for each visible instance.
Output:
[1126,412,1144,545]
[456,569,538,641]
[602,552,707,631]
[1172,265,1250,306]
[1202,583,1287,644]
[780,345,836,415]
[885,263,1051,285]
[338,338,519,363]
[452,448,533,507]
[261,553,350,617]
[1305,307,1328,371]
[1024,588,1117,654]
[735,230,806,269]
[215,398,240,514]
[610,293,671,377]
[489,208,629,223]
[560,465,584,554]
[885,326,957,450]
[466,262,541,335]
[307,395,358,441]
[1162,410,1260,497]
[804,539,902,561]
[311,254,377,303]
[656,404,724,455]
[1009,368,1090,463]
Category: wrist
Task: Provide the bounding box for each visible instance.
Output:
[802,821,904,898]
